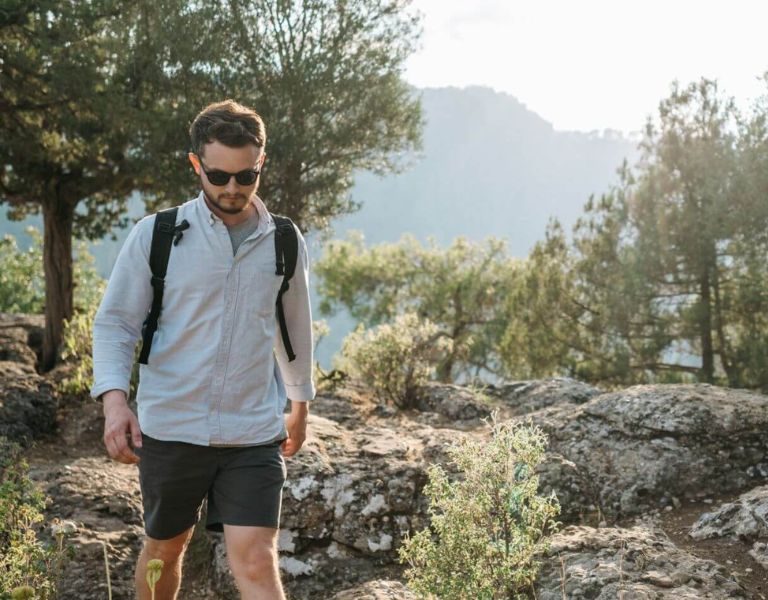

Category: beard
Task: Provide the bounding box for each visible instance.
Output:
[200,179,258,215]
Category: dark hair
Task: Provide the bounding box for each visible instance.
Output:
[189,99,266,156]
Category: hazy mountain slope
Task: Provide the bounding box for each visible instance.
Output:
[332,86,638,254]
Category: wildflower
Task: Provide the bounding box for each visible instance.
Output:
[147,558,164,599]
[51,518,78,537]
[51,518,78,553]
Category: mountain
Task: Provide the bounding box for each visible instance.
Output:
[331,86,638,253]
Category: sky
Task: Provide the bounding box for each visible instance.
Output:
[404,0,768,134]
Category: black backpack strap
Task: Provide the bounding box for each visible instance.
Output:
[272,214,299,362]
[138,207,179,365]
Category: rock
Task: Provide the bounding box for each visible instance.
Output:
[0,360,57,445]
[749,541,768,570]
[535,525,748,599]
[529,384,768,522]
[331,579,418,599]
[535,453,596,524]
[492,377,601,414]
[0,313,44,367]
[414,382,492,420]
[205,411,452,599]
[690,484,768,541]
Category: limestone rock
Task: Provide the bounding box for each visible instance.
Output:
[493,377,601,415]
[414,382,492,420]
[690,484,768,541]
[530,384,768,522]
[331,579,418,599]
[536,525,748,599]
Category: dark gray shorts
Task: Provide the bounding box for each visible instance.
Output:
[136,433,287,540]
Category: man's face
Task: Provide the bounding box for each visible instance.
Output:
[188,141,266,215]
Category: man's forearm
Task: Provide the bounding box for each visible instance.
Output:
[290,400,309,414]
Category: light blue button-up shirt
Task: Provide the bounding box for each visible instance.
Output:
[90,192,315,446]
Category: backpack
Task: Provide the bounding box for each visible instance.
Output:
[137,206,299,365]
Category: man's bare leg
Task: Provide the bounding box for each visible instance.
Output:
[224,524,285,600]
[135,527,194,600]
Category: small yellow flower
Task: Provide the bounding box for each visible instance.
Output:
[11,586,35,600]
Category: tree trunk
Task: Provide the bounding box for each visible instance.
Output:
[41,195,75,372]
[711,265,737,386]
[699,270,714,383]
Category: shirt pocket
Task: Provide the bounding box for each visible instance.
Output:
[241,261,284,318]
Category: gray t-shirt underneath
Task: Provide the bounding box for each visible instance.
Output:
[226,209,260,255]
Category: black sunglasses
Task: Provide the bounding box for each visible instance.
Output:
[198,159,260,186]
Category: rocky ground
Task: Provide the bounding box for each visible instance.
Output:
[2,312,767,598]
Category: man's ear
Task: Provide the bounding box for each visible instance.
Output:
[259,152,267,168]
[188,152,200,175]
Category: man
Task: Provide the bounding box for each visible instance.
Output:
[91,100,315,600]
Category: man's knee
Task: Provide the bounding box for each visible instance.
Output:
[143,528,194,563]
[229,543,279,582]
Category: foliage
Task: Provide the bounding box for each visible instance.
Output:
[336,312,452,407]
[0,229,44,314]
[0,439,64,599]
[499,78,768,389]
[0,228,104,314]
[317,233,520,382]
[499,219,580,380]
[1,0,422,370]
[398,413,561,599]
[199,0,423,232]
[0,0,421,370]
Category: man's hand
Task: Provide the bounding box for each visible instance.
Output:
[102,390,142,464]
[281,401,308,458]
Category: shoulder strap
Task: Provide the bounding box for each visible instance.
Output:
[271,214,299,362]
[138,207,179,365]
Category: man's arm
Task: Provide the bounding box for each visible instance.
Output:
[274,224,315,456]
[91,217,153,463]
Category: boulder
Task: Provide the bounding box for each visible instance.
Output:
[492,377,601,415]
[0,360,57,445]
[690,484,768,542]
[689,484,768,572]
[0,313,44,367]
[536,524,748,599]
[529,384,768,523]
[414,382,492,421]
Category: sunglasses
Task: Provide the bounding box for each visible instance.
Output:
[198,159,261,186]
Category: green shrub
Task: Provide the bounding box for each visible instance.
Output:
[0,439,62,599]
[0,227,105,315]
[0,230,45,314]
[398,412,561,599]
[335,312,452,408]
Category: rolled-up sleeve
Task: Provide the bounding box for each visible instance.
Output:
[90,217,153,400]
[274,225,316,402]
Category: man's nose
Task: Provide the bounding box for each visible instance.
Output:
[225,176,239,194]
